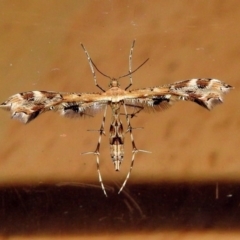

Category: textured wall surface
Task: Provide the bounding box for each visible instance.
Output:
[0,1,239,239]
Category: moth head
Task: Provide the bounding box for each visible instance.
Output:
[109,79,120,88]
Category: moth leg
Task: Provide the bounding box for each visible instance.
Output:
[124,103,143,118]
[81,44,105,92]
[118,104,151,194]
[125,40,135,90]
[82,105,108,197]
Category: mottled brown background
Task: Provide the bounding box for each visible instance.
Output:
[0,1,239,239]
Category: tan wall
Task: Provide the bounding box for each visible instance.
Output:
[0,1,239,239]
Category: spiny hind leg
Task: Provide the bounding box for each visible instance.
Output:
[118,104,150,194]
[82,105,108,196]
[124,103,143,118]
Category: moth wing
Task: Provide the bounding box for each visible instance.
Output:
[0,91,64,123]
[124,94,177,114]
[168,78,233,110]
[124,78,233,115]
[0,91,107,124]
[57,101,108,118]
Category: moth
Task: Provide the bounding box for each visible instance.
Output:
[0,41,233,196]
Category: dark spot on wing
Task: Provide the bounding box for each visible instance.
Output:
[196,79,210,89]
[188,93,209,109]
[152,96,170,105]
[28,110,41,122]
[64,104,79,113]
[192,98,208,109]
[41,91,60,99]
[20,92,35,101]
[173,81,188,89]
